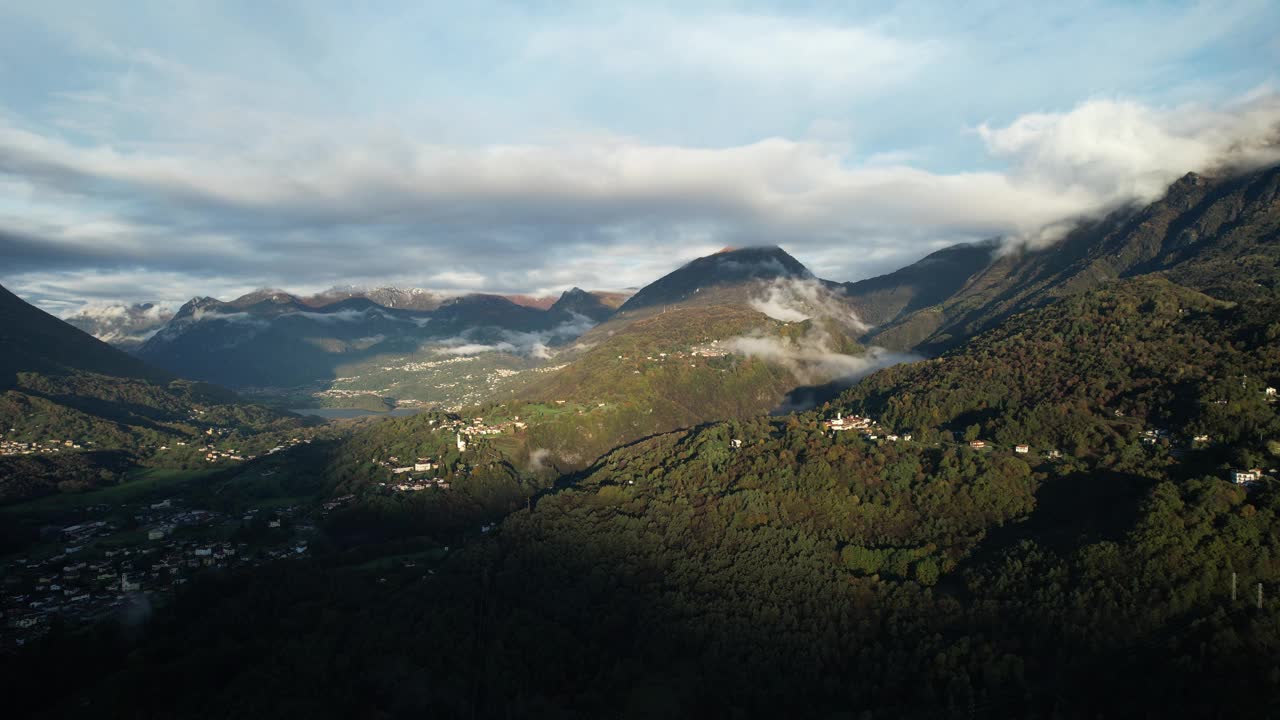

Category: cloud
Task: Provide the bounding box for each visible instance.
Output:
[63,301,173,346]
[433,313,598,358]
[524,11,936,100]
[728,278,917,388]
[750,278,868,333]
[526,448,554,474]
[728,335,917,387]
[0,3,1278,311]
[979,93,1280,246]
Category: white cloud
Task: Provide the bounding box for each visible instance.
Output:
[979,93,1280,245]
[750,278,868,332]
[727,278,916,388]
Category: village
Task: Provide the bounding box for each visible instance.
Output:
[818,404,1276,489]
[0,431,87,457]
[0,496,324,650]
[371,414,535,493]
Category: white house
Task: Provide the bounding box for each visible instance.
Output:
[1233,469,1262,485]
[1014,444,1030,454]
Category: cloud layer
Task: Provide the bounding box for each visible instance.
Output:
[1,2,1278,312]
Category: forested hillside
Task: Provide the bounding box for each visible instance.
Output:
[869,164,1280,352]
[0,283,306,502]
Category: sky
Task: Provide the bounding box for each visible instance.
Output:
[1,0,1279,316]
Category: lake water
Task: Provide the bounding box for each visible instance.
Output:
[289,407,422,419]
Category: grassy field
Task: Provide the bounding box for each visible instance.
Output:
[0,467,221,521]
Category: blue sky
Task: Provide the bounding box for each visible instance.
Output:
[1,0,1278,314]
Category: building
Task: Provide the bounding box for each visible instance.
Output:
[456,433,467,452]
[969,440,986,449]
[1233,469,1262,485]
[1014,444,1030,454]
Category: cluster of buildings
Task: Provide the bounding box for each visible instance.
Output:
[823,413,913,442]
[374,454,453,492]
[2,500,314,648]
[0,436,84,457]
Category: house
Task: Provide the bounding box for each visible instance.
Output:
[147,527,168,541]
[456,433,468,452]
[1193,434,1211,443]
[1232,469,1262,485]
[1266,387,1277,398]
[969,440,986,449]
[730,439,743,449]
[1014,444,1030,454]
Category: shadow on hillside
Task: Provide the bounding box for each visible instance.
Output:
[770,378,859,414]
[960,468,1155,568]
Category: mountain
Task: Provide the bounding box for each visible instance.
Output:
[0,283,303,502]
[615,245,813,314]
[453,247,899,469]
[137,287,621,391]
[0,284,172,388]
[304,286,447,311]
[867,164,1280,352]
[62,302,175,351]
[545,287,619,323]
[840,240,998,327]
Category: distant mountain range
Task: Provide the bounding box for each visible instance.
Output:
[133,287,625,388]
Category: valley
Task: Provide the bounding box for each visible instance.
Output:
[1,164,1279,717]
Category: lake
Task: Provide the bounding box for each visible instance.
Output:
[289,407,423,419]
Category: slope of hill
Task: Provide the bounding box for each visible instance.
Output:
[840,239,997,326]
[839,275,1280,460]
[0,283,305,502]
[0,284,172,388]
[443,247,910,469]
[868,164,1280,352]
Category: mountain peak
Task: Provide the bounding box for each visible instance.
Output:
[618,245,812,313]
